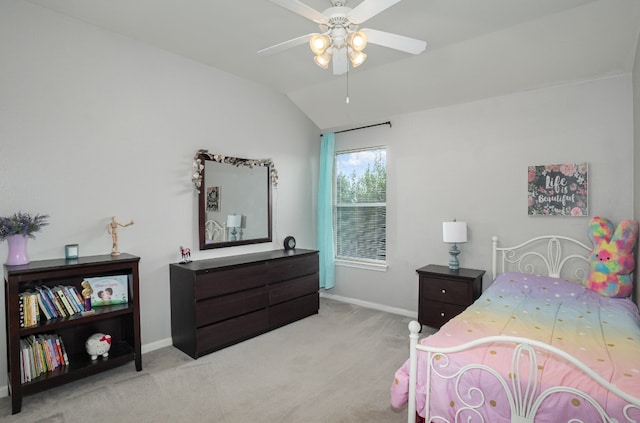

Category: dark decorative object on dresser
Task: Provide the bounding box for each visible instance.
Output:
[416,264,485,329]
[169,249,319,359]
[4,254,142,414]
[283,236,296,251]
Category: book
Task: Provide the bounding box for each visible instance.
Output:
[18,295,25,328]
[20,339,30,383]
[43,285,66,317]
[35,289,53,320]
[60,286,79,314]
[35,286,54,320]
[85,275,129,306]
[57,336,69,366]
[66,286,85,312]
[64,286,85,313]
[52,286,75,316]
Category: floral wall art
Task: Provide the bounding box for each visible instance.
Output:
[207,186,220,212]
[527,163,588,216]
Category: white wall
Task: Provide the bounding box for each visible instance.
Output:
[329,75,635,313]
[0,0,320,389]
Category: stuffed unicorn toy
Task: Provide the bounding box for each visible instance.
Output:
[584,216,639,297]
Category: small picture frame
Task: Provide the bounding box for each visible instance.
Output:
[65,244,79,259]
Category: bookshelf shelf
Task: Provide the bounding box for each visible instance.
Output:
[4,254,142,414]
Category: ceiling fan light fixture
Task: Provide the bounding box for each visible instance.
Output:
[314,51,332,69]
[346,30,367,52]
[309,34,331,55]
[348,50,367,67]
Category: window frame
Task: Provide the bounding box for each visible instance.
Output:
[333,146,388,271]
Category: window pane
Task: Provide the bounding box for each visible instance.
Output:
[335,205,386,261]
[334,147,386,263]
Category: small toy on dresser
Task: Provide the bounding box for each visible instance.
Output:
[86,333,111,360]
[180,246,191,264]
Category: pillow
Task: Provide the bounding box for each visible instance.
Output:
[584,216,638,297]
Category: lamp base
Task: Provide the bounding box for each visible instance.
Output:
[448,244,461,270]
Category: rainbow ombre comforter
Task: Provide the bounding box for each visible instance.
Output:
[391,272,640,422]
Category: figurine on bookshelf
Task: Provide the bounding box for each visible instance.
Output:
[107,216,134,256]
[85,333,111,360]
[180,246,191,264]
[80,280,96,316]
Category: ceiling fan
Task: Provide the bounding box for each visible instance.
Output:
[257,0,427,75]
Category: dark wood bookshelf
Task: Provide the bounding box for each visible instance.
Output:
[4,253,142,414]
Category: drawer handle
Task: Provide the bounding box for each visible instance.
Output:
[441,289,446,294]
[440,312,445,317]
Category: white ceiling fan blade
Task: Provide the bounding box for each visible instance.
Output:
[332,48,348,75]
[257,33,315,56]
[270,0,328,24]
[362,28,427,54]
[348,0,403,24]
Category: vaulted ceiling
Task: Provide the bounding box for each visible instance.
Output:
[26,0,640,130]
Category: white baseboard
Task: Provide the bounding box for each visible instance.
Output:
[0,337,175,399]
[141,337,173,354]
[320,292,417,319]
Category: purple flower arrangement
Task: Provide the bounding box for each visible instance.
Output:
[0,212,49,241]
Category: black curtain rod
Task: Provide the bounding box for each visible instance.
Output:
[321,121,392,136]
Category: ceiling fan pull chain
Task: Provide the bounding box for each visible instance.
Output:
[346,48,350,104]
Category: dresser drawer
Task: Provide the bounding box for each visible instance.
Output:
[196,309,269,356]
[270,293,319,328]
[194,254,319,300]
[269,273,318,306]
[418,299,467,328]
[420,277,472,306]
[196,287,268,327]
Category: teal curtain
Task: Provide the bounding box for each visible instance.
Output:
[318,133,335,289]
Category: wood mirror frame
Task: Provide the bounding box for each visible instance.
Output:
[192,149,277,250]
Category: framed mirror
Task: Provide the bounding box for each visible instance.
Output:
[193,150,277,250]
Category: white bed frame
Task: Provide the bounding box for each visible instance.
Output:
[407,235,640,423]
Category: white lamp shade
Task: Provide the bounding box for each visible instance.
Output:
[443,221,467,243]
[227,214,241,228]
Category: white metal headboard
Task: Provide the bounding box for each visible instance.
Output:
[491,235,592,281]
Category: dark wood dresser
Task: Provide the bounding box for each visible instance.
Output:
[169,249,319,359]
[416,264,484,329]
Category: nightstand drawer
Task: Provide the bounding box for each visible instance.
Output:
[416,264,485,328]
[420,277,471,306]
[419,300,467,328]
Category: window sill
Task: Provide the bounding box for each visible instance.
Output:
[335,259,388,272]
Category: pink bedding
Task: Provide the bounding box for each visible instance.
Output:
[391,272,640,422]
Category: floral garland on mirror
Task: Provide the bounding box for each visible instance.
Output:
[192,149,278,192]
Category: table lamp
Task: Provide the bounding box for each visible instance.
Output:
[227,214,242,241]
[443,220,468,270]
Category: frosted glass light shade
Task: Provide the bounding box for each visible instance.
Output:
[347,31,367,51]
[309,35,331,55]
[227,214,241,228]
[349,50,367,67]
[443,221,467,243]
[314,51,332,69]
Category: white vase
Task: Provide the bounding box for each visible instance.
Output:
[6,235,29,265]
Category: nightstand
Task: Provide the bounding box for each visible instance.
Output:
[416,264,485,329]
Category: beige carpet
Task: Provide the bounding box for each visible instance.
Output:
[0,298,434,422]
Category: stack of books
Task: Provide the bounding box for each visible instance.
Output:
[19,333,69,383]
[30,285,86,321]
[18,291,40,327]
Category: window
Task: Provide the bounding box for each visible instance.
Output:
[334,147,386,264]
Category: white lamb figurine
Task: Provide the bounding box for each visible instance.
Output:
[85,333,112,360]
